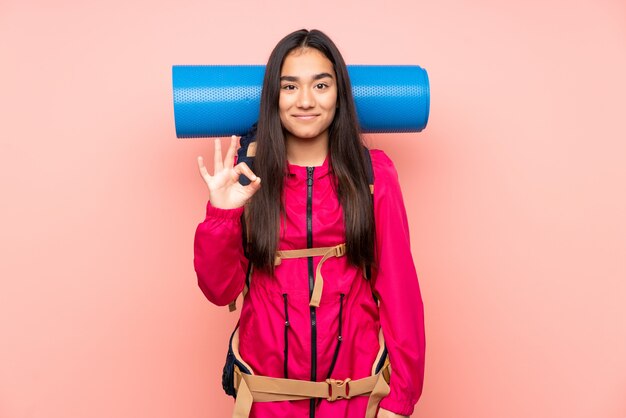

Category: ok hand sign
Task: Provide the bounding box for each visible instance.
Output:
[197,135,261,210]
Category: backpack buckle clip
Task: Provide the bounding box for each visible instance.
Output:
[326,378,352,401]
[334,244,346,257]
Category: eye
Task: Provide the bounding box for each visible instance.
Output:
[281,84,296,91]
[315,83,329,89]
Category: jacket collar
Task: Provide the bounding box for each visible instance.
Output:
[286,153,330,180]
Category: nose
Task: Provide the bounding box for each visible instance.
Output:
[296,87,315,109]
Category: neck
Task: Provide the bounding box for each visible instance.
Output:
[285,132,329,167]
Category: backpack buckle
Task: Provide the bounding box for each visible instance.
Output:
[334,244,346,257]
[326,378,352,401]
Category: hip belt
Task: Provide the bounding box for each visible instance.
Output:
[229,327,391,418]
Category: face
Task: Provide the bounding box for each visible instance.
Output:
[279,48,338,144]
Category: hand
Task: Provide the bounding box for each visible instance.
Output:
[197,135,261,209]
[377,407,409,418]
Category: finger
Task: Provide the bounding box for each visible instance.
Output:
[247,176,261,192]
[214,139,223,172]
[197,156,212,182]
[239,175,261,198]
[229,165,243,184]
[224,135,238,169]
[234,161,258,182]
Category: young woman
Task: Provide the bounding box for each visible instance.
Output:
[194,29,425,418]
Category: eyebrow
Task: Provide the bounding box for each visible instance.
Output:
[280,72,334,82]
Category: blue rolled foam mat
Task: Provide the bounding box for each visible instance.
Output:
[172,65,429,138]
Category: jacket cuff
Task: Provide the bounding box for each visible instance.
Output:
[205,200,245,219]
[379,396,416,417]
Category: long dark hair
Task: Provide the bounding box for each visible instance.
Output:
[247,29,375,274]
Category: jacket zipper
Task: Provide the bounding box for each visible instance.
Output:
[282,293,290,379]
[306,166,317,418]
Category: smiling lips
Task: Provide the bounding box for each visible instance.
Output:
[293,114,319,120]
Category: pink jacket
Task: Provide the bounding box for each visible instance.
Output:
[194,149,425,417]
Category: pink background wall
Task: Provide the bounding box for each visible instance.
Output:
[1,0,625,417]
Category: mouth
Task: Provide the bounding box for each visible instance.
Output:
[292,114,320,121]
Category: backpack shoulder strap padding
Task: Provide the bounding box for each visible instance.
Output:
[362,146,375,194]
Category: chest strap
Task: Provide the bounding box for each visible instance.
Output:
[275,243,346,308]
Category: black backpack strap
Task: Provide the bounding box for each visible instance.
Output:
[236,123,258,186]
[362,145,375,194]
[362,146,375,282]
[228,126,257,312]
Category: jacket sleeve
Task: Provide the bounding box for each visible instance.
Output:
[370,150,426,416]
[193,200,248,306]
